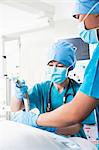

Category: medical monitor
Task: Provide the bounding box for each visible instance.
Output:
[66,37,90,60]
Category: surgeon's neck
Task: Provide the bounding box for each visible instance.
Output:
[54,78,69,93]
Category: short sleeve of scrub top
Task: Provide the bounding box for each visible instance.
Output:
[79,44,99,99]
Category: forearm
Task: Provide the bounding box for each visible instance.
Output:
[56,123,82,136]
[37,92,97,128]
[11,97,24,112]
[37,102,78,128]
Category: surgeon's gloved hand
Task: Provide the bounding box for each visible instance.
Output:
[11,108,56,133]
[15,79,28,101]
[11,108,40,127]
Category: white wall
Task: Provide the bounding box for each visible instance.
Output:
[0,3,79,88]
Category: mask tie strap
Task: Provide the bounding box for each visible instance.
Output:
[82,2,99,22]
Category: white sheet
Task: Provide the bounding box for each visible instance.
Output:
[0,121,97,150]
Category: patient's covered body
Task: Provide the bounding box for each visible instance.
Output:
[0,121,97,150]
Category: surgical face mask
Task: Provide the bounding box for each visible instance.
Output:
[47,66,68,84]
[78,2,99,44]
[79,21,99,44]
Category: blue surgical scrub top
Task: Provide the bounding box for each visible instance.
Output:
[79,43,99,136]
[28,79,95,125]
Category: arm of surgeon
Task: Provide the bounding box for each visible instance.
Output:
[56,123,82,136]
[37,91,98,128]
[11,97,24,112]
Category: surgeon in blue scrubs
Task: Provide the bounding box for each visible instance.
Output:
[11,39,95,138]
[11,0,99,142]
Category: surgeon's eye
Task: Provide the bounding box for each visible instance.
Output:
[76,14,80,19]
[57,64,65,67]
[48,62,56,67]
[48,63,53,66]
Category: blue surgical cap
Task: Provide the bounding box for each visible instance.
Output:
[73,0,99,17]
[48,40,77,71]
